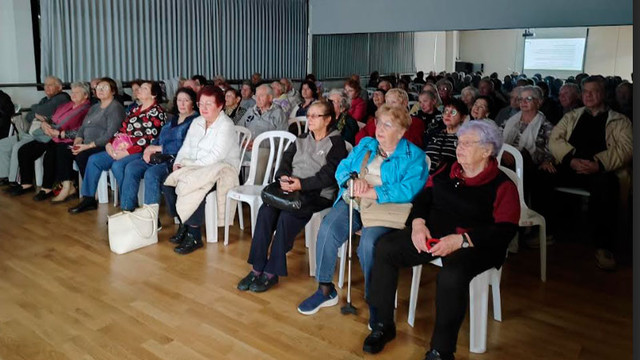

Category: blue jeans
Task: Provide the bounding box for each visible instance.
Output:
[81,151,142,198]
[315,199,392,297]
[120,158,171,211]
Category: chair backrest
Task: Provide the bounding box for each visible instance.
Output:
[345,141,353,154]
[497,144,527,211]
[245,130,297,186]
[234,125,252,171]
[425,154,431,170]
[291,116,308,135]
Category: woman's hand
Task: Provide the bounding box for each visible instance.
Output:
[429,233,465,257]
[539,161,556,174]
[71,143,90,155]
[173,163,183,172]
[280,176,301,192]
[34,113,46,122]
[411,219,432,254]
[113,149,129,160]
[105,143,116,159]
[351,178,371,197]
[143,145,161,163]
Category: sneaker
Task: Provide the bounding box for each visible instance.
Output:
[249,273,279,292]
[237,271,260,291]
[424,349,455,360]
[297,287,339,315]
[595,249,616,271]
[363,322,396,354]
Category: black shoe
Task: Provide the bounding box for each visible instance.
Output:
[169,224,187,244]
[33,190,54,201]
[68,197,98,214]
[249,273,279,292]
[237,271,260,291]
[174,232,203,255]
[3,183,19,193]
[8,186,34,196]
[424,349,455,360]
[0,178,9,186]
[363,322,396,354]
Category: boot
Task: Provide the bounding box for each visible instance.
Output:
[52,181,77,203]
[174,228,203,255]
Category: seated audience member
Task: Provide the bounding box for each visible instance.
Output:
[614,82,632,120]
[558,83,583,116]
[280,78,302,108]
[460,86,479,113]
[251,72,263,86]
[410,83,444,115]
[182,79,198,93]
[362,120,519,359]
[213,75,228,90]
[345,79,367,122]
[164,86,241,254]
[397,79,410,94]
[69,81,166,214]
[414,71,426,84]
[327,89,359,146]
[478,77,507,119]
[224,88,247,124]
[125,79,144,115]
[366,88,386,119]
[416,90,444,146]
[425,98,467,174]
[290,80,318,118]
[0,76,70,188]
[435,78,454,104]
[271,81,292,117]
[549,75,632,270]
[237,101,348,292]
[536,81,562,125]
[306,73,324,97]
[191,75,208,93]
[494,86,521,127]
[119,87,198,215]
[237,84,288,146]
[9,82,91,200]
[470,96,493,121]
[367,71,380,88]
[0,90,15,139]
[297,104,427,317]
[240,81,256,110]
[356,89,425,148]
[377,80,392,92]
[349,74,369,101]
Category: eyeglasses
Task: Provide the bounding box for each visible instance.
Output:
[375,119,396,131]
[455,140,483,148]
[307,114,328,120]
[443,108,458,116]
[518,96,535,103]
[197,101,217,108]
[95,85,109,91]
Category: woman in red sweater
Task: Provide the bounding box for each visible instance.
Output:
[345,79,366,123]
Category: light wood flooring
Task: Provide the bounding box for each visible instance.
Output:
[0,191,632,360]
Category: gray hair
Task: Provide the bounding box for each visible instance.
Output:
[256,84,273,97]
[461,86,479,99]
[457,119,503,157]
[45,76,63,87]
[328,88,350,111]
[560,82,581,95]
[70,81,90,97]
[419,90,438,101]
[518,85,543,100]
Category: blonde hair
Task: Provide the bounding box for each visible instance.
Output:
[375,103,411,130]
[385,88,409,105]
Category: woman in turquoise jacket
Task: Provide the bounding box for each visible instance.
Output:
[298,104,428,322]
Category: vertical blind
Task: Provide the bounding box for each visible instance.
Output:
[312,32,415,79]
[40,0,308,82]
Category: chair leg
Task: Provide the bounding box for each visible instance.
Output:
[137,181,145,206]
[539,220,547,282]
[237,202,244,230]
[491,268,503,322]
[204,192,218,243]
[306,222,316,277]
[34,156,44,188]
[224,194,234,246]
[249,199,260,238]
[97,171,109,204]
[337,243,347,289]
[469,271,490,354]
[109,170,118,206]
[407,265,423,327]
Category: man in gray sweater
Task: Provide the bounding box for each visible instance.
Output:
[0,76,70,186]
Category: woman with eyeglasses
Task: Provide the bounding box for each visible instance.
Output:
[118,87,199,219]
[425,98,468,174]
[297,104,427,320]
[163,86,240,255]
[69,80,167,214]
[237,101,348,293]
[362,120,519,359]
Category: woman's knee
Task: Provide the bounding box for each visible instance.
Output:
[436,266,469,292]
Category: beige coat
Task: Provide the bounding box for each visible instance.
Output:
[164,162,239,225]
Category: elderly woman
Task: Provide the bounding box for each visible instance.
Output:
[223,88,246,123]
[470,95,493,120]
[271,81,292,117]
[118,87,199,215]
[417,90,444,146]
[240,81,256,110]
[425,98,468,174]
[327,89,359,145]
[290,80,318,118]
[410,83,442,115]
[460,86,479,113]
[366,88,386,119]
[237,101,348,292]
[362,120,520,359]
[345,79,367,122]
[69,80,166,214]
[11,82,92,200]
[164,86,240,254]
[297,104,428,318]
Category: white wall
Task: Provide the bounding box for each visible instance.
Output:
[414,32,447,74]
[458,26,633,79]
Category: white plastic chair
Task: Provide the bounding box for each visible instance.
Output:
[34,155,44,187]
[74,161,113,204]
[204,126,251,243]
[407,258,503,354]
[287,116,308,136]
[223,130,296,246]
[497,144,547,282]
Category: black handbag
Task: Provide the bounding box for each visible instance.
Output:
[261,182,302,211]
[149,152,175,165]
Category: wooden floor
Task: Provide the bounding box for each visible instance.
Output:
[0,191,632,360]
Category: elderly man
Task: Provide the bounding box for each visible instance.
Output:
[478,77,507,119]
[558,83,583,115]
[0,76,70,187]
[494,86,521,127]
[280,78,301,107]
[550,75,632,271]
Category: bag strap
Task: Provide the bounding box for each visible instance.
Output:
[127,205,157,238]
[358,150,372,178]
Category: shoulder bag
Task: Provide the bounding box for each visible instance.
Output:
[108,204,159,254]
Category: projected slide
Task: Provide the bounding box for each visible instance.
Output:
[523,38,586,71]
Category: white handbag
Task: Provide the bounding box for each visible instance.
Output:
[108,204,159,254]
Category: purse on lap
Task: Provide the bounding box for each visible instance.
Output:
[261,181,302,211]
[108,204,159,254]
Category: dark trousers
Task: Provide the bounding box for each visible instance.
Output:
[74,146,104,177]
[52,142,76,182]
[162,184,207,226]
[17,140,56,188]
[247,204,314,276]
[368,228,499,355]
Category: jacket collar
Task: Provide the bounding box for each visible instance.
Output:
[450,158,500,187]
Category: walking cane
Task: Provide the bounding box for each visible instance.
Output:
[341,172,358,315]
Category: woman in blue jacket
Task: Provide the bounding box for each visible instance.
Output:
[119,87,198,216]
[298,104,428,320]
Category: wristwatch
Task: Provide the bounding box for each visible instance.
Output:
[461,233,470,248]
